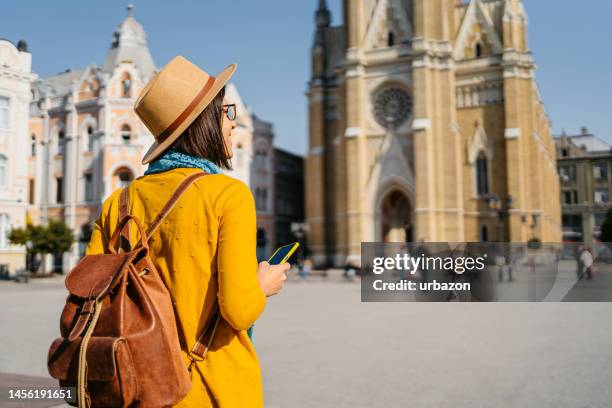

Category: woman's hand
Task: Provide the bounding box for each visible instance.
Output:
[257,261,290,297]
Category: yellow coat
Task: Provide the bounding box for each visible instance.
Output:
[85,167,267,407]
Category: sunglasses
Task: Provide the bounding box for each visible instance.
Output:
[222,104,237,121]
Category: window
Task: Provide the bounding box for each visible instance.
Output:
[594,163,608,181]
[561,148,569,158]
[121,125,131,144]
[387,31,395,47]
[0,213,10,249]
[255,188,268,211]
[594,189,609,205]
[121,73,132,98]
[28,178,35,204]
[84,173,93,201]
[475,42,483,58]
[559,165,576,182]
[118,170,132,188]
[479,224,488,242]
[30,134,36,156]
[57,130,65,155]
[255,147,268,169]
[86,126,95,152]
[0,155,7,189]
[56,177,63,203]
[562,190,578,205]
[0,97,9,129]
[476,153,489,195]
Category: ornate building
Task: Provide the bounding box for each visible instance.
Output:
[307,0,561,266]
[0,39,37,275]
[27,6,156,272]
[556,128,612,243]
[18,6,275,273]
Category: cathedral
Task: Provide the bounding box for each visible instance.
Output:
[306,0,562,266]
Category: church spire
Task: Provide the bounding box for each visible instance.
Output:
[316,0,331,28]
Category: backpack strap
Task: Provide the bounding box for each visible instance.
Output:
[145,171,209,238]
[117,187,131,253]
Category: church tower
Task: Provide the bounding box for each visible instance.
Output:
[306,0,560,267]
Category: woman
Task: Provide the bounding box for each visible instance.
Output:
[85,56,289,407]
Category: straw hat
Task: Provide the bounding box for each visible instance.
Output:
[135,55,237,164]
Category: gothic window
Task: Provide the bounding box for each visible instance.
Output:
[0,97,9,129]
[121,125,132,144]
[30,134,36,156]
[0,155,7,189]
[373,87,412,129]
[476,152,489,196]
[0,213,10,249]
[479,224,489,242]
[387,31,396,47]
[475,42,483,58]
[121,73,132,98]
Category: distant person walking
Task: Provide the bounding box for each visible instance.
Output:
[299,258,313,279]
[580,247,594,280]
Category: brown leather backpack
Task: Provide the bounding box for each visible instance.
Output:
[47,171,221,407]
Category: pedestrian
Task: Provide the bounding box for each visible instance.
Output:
[344,254,360,281]
[85,56,290,407]
[580,246,594,280]
[299,258,312,279]
[575,244,584,280]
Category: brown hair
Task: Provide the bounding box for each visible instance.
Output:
[169,86,232,170]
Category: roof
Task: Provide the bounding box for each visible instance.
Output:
[564,134,610,153]
[40,69,85,97]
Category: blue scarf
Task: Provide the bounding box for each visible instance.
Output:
[144,147,255,341]
[144,147,223,175]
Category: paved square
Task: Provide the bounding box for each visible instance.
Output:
[1,275,612,407]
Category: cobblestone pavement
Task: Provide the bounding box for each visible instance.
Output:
[1,273,612,407]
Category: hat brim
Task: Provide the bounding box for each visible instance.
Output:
[141,63,237,165]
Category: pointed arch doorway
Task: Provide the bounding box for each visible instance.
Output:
[380,190,413,242]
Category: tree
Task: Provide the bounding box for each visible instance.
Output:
[600,207,612,243]
[8,219,75,275]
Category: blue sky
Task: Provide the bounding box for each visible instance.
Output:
[1,1,611,155]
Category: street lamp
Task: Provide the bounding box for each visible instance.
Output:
[483,194,513,242]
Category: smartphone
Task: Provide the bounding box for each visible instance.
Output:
[268,242,300,265]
